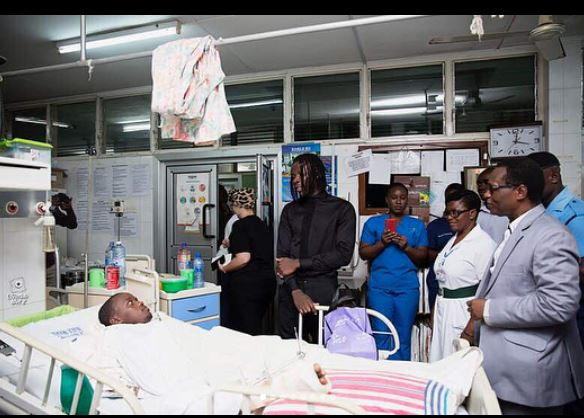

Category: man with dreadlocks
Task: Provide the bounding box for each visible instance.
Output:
[276,153,356,341]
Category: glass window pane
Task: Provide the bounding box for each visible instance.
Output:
[157,112,195,149]
[104,95,151,153]
[294,73,360,141]
[222,80,284,146]
[455,56,536,133]
[371,65,444,137]
[9,107,48,142]
[52,101,96,156]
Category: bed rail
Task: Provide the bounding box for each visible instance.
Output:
[298,305,400,358]
[213,383,366,415]
[0,322,144,415]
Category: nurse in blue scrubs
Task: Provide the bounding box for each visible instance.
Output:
[359,183,428,360]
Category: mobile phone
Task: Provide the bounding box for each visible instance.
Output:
[385,218,397,233]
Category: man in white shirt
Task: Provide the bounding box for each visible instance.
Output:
[476,167,508,245]
[464,158,584,415]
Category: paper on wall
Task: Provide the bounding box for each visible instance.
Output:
[132,164,151,196]
[112,165,131,197]
[388,149,421,174]
[345,149,373,177]
[176,173,210,232]
[120,212,139,237]
[369,154,392,185]
[421,151,444,176]
[445,149,480,173]
[93,166,112,198]
[429,171,463,219]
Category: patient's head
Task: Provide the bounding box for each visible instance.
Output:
[98,293,153,326]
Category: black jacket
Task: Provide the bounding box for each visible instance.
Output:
[277,192,356,291]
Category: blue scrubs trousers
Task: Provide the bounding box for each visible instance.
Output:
[367,287,419,361]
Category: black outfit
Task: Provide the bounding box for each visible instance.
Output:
[223,215,276,335]
[277,191,356,341]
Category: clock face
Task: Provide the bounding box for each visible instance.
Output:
[490,125,543,158]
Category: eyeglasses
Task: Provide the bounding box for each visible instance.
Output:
[445,209,471,219]
[485,183,518,193]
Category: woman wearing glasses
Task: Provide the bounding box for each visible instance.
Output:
[429,189,497,361]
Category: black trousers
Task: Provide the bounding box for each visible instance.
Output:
[222,275,276,336]
[498,399,563,415]
[278,277,337,342]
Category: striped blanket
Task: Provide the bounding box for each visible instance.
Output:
[263,369,457,415]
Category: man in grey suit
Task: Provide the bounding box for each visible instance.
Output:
[463,158,584,415]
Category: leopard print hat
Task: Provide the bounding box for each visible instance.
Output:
[228,187,256,210]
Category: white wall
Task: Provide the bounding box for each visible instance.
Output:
[548,36,583,197]
[0,218,46,320]
[52,155,155,266]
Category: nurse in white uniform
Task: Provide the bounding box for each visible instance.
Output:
[429,189,496,362]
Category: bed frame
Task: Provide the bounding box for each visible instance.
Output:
[0,264,500,415]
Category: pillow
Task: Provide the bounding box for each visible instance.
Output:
[6,305,77,328]
[263,369,459,415]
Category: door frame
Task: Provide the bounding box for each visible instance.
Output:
[155,148,281,274]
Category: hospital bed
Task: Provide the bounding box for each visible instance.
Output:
[0,265,500,415]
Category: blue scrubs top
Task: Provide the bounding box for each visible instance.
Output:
[547,186,584,257]
[361,214,428,291]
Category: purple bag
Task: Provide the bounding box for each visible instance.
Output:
[324,307,378,360]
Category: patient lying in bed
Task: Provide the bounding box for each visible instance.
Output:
[76,292,331,414]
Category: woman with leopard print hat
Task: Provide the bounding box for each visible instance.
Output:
[218,188,276,335]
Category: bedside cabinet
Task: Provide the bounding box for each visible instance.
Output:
[159,283,221,329]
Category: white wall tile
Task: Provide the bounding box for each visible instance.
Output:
[548,88,565,135]
[548,60,564,90]
[563,88,583,134]
[562,39,583,89]
[563,133,583,157]
[548,133,564,155]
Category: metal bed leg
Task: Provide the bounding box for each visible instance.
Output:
[69,372,85,415]
[42,358,56,406]
[16,345,32,395]
[89,382,103,415]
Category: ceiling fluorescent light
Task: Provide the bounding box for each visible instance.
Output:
[116,118,151,125]
[57,21,180,54]
[122,122,151,132]
[15,116,72,129]
[229,99,283,109]
[371,107,429,117]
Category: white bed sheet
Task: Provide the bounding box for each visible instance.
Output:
[0,307,482,415]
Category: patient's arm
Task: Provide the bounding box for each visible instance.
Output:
[249,363,330,413]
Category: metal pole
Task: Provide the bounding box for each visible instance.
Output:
[0,15,428,79]
[80,15,87,62]
[83,252,89,308]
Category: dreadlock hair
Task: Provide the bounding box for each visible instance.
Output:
[291,153,327,201]
[98,293,123,326]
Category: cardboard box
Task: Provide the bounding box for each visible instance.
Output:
[393,175,430,208]
[51,168,66,189]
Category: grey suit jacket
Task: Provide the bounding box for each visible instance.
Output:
[476,204,584,407]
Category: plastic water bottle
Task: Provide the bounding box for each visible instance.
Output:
[177,243,192,274]
[193,252,204,289]
[105,241,114,266]
[112,241,126,287]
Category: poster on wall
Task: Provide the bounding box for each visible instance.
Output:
[176,173,210,233]
[281,143,321,202]
[320,155,338,196]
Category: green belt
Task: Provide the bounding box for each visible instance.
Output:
[440,284,479,299]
